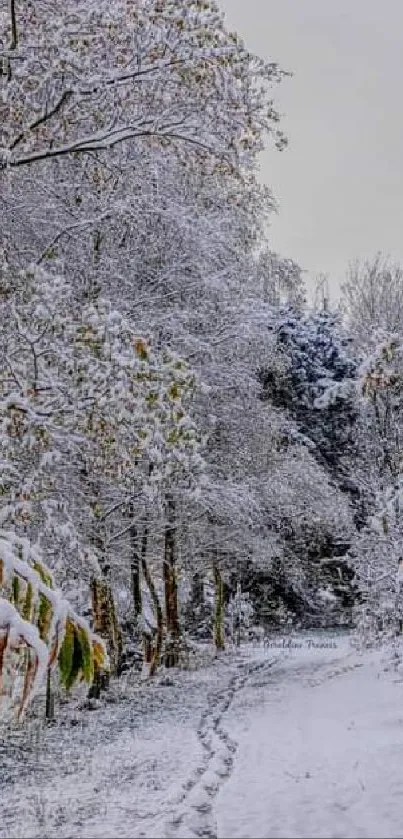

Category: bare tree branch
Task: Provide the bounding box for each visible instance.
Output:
[6,125,218,169]
[10,90,73,151]
[9,0,18,50]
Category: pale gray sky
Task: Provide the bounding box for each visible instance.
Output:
[220,0,403,298]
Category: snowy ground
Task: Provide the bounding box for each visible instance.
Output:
[2,633,403,838]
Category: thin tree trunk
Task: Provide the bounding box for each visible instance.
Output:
[140,531,164,677]
[45,667,54,721]
[188,570,204,633]
[163,496,180,668]
[191,571,204,608]
[86,477,123,694]
[89,576,121,697]
[90,576,121,670]
[10,0,18,50]
[139,525,151,664]
[213,563,225,651]
[129,515,142,621]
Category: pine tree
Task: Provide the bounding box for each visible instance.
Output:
[260,306,358,484]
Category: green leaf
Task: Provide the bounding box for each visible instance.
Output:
[22,582,34,621]
[77,626,94,683]
[12,575,20,606]
[64,628,84,690]
[58,619,75,688]
[37,593,53,641]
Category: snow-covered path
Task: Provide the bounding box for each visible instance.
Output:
[216,639,403,839]
[2,635,403,838]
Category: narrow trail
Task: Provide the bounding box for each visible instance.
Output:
[164,658,277,839]
[164,643,367,839]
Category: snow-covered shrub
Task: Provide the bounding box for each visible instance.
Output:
[0,530,108,719]
[352,334,403,647]
[227,584,254,644]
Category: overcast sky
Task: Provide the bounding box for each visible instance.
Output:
[220,0,403,298]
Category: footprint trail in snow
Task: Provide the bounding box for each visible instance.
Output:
[164,658,277,839]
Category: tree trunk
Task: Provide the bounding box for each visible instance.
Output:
[163,496,180,668]
[77,475,122,696]
[213,564,225,651]
[191,571,204,608]
[140,531,164,677]
[186,570,204,634]
[45,667,54,721]
[89,576,121,697]
[129,516,142,621]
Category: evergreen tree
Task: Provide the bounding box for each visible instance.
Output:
[260,306,358,484]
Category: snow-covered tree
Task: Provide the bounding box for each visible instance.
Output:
[260,306,358,482]
[341,254,403,350]
[0,260,206,673]
[349,334,403,643]
[1,0,286,170]
[2,0,358,677]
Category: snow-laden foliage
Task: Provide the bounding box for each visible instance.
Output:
[0,529,107,718]
[0,0,286,169]
[349,334,403,643]
[0,264,203,587]
[0,598,48,717]
[342,254,403,350]
[260,306,358,480]
[358,333,403,483]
